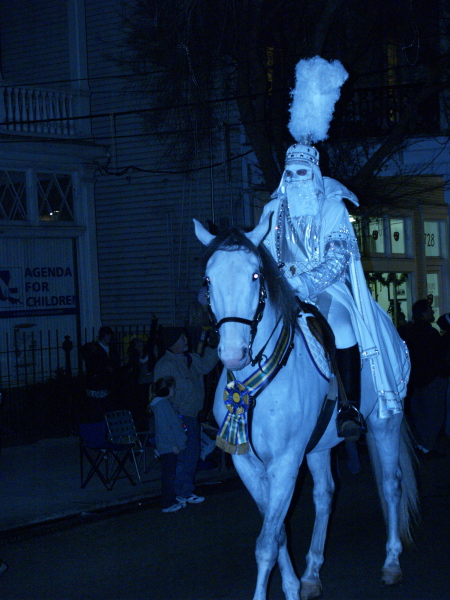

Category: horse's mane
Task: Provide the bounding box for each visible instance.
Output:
[201,227,299,328]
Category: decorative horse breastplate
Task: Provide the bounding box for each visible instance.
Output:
[216,322,294,455]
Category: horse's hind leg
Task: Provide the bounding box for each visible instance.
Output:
[300,449,334,600]
[366,412,405,586]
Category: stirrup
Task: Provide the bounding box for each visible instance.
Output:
[336,405,365,441]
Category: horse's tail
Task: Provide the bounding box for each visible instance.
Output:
[366,418,420,547]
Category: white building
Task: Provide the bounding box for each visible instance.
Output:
[0,0,246,386]
[0,0,449,389]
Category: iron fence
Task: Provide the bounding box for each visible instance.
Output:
[0,324,204,447]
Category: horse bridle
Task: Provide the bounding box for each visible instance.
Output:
[204,273,267,366]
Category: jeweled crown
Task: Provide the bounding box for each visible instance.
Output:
[285,143,319,167]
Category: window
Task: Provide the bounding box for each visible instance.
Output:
[426,272,440,309]
[351,215,410,257]
[0,170,75,223]
[367,217,385,254]
[390,218,405,254]
[366,271,411,327]
[37,173,74,222]
[0,170,27,221]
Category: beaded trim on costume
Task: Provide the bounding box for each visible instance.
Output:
[275,201,321,268]
[324,226,360,259]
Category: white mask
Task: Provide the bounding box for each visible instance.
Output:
[283,163,320,217]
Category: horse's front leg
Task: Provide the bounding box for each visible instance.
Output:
[233,453,300,600]
[277,523,301,600]
[252,459,301,600]
[300,449,334,600]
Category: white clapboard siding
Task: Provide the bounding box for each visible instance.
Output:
[1,1,69,88]
[85,0,246,328]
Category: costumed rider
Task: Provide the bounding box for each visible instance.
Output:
[260,56,410,440]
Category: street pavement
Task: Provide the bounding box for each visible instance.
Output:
[0,435,229,534]
[0,436,449,599]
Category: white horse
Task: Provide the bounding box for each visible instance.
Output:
[194,217,419,600]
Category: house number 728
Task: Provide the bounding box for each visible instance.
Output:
[424,233,435,247]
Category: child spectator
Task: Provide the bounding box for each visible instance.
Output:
[149,376,187,513]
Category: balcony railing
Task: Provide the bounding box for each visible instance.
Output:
[0,84,90,137]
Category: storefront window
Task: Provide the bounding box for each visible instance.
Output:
[366,271,410,327]
[426,272,440,311]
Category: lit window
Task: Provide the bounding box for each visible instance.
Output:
[368,218,384,254]
[38,173,74,222]
[426,273,440,310]
[424,221,440,257]
[366,271,410,327]
[390,218,405,254]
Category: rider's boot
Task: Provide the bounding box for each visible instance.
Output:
[335,344,365,441]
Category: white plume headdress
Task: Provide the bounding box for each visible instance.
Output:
[288,56,348,146]
[274,56,358,206]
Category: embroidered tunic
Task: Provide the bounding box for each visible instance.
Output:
[261,177,410,416]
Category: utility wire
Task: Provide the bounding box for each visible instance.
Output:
[96,149,254,176]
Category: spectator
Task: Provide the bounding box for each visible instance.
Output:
[149,376,187,513]
[153,326,218,505]
[436,312,450,438]
[398,300,446,458]
[80,326,121,424]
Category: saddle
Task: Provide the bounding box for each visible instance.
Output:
[297,300,336,377]
[296,300,347,454]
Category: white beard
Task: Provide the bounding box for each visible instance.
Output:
[286,180,320,216]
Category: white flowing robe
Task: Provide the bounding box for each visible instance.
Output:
[260,177,410,417]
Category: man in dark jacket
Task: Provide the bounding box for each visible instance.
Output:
[398,300,446,457]
[80,326,121,423]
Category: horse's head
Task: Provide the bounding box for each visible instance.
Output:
[194,216,275,370]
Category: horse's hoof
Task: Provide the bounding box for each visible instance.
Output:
[381,568,403,587]
[300,581,323,600]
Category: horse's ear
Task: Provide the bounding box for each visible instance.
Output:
[245,212,272,247]
[193,218,216,246]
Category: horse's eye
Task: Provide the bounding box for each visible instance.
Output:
[204,276,210,286]
[252,273,260,281]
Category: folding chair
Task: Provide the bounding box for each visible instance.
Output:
[79,421,136,490]
[104,410,156,482]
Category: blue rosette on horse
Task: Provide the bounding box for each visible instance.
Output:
[216,322,294,455]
